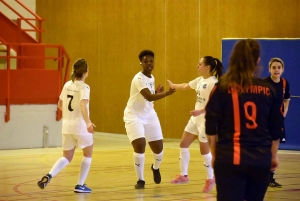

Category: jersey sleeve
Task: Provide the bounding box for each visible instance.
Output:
[133,76,148,92]
[284,80,291,100]
[188,77,201,89]
[80,84,90,100]
[59,84,66,100]
[205,84,221,135]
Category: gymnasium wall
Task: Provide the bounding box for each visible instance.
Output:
[36,0,300,139]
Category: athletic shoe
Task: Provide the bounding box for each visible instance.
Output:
[135,180,145,189]
[37,174,52,189]
[151,164,161,184]
[269,181,282,187]
[170,174,190,184]
[203,177,215,193]
[74,184,92,193]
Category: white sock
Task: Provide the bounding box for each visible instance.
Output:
[77,157,92,185]
[202,152,214,179]
[133,152,145,181]
[49,157,69,177]
[152,150,163,169]
[180,148,190,176]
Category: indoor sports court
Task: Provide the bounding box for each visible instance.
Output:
[1,133,300,201]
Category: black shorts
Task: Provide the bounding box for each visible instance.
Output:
[214,162,270,201]
[280,120,286,143]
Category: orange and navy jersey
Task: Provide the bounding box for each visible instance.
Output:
[263,76,291,114]
[205,78,282,167]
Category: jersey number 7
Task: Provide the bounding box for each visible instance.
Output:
[67,95,74,112]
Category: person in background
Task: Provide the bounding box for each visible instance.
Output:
[264,57,291,187]
[38,58,95,193]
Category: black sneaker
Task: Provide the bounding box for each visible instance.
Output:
[151,164,161,184]
[135,180,145,189]
[269,181,282,187]
[37,173,52,189]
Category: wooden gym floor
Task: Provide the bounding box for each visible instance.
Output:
[0,133,299,201]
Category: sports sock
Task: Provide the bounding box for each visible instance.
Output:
[133,152,145,181]
[152,150,163,169]
[77,157,92,185]
[180,148,190,176]
[270,171,275,182]
[202,152,214,179]
[49,157,69,177]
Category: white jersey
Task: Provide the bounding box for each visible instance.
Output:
[124,72,156,120]
[189,76,218,126]
[59,80,90,135]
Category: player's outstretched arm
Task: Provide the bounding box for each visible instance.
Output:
[140,87,175,102]
[167,80,191,90]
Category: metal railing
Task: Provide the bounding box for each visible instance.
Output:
[0,42,70,122]
[0,0,44,43]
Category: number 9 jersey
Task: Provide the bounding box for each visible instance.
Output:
[59,80,90,135]
[205,78,282,167]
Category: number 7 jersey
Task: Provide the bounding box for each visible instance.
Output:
[59,80,90,135]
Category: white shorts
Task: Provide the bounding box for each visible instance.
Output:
[184,118,208,143]
[62,134,93,150]
[124,114,163,143]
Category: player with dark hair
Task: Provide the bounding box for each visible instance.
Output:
[168,56,224,193]
[205,39,282,201]
[123,50,176,189]
[264,57,291,187]
[38,58,96,193]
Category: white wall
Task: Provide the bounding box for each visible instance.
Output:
[0,105,62,149]
[1,0,36,39]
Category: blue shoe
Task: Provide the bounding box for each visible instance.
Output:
[74,184,92,193]
[37,174,52,189]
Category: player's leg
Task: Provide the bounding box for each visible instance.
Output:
[171,119,198,184]
[74,134,93,193]
[37,134,75,189]
[269,122,285,188]
[198,126,215,193]
[245,166,270,201]
[125,120,147,189]
[215,162,246,201]
[145,118,164,185]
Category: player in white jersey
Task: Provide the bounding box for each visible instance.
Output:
[168,56,224,193]
[38,59,95,193]
[124,50,176,189]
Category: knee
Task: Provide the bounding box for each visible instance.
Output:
[134,143,146,153]
[64,156,73,163]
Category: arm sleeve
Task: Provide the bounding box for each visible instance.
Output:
[133,76,148,92]
[205,85,222,135]
[188,77,201,90]
[284,80,291,100]
[59,84,65,100]
[80,84,90,100]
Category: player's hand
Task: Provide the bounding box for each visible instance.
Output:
[156,84,164,93]
[167,80,175,89]
[166,87,176,96]
[190,109,205,117]
[87,122,96,134]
